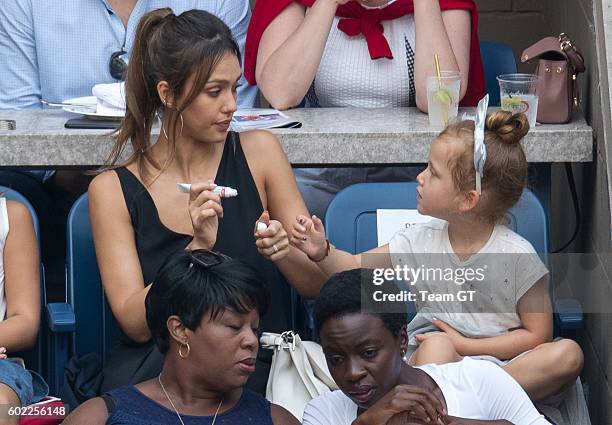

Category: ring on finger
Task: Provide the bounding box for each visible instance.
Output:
[272,244,279,253]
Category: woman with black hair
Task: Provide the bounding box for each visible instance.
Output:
[305,269,552,425]
[63,250,300,425]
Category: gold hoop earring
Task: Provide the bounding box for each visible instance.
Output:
[178,342,190,359]
[156,111,169,140]
[179,113,184,137]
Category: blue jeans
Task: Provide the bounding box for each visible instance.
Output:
[0,359,48,406]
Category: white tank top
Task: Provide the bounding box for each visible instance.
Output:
[307,14,416,107]
[0,198,9,320]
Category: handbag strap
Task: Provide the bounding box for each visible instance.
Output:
[559,33,585,73]
[260,331,298,350]
[521,33,585,74]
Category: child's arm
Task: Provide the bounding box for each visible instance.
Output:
[291,214,393,277]
[417,278,553,360]
[0,201,40,352]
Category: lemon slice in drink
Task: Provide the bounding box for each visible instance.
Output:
[433,88,453,107]
[501,96,524,110]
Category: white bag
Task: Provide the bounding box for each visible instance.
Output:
[261,331,338,420]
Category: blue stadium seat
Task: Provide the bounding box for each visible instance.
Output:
[480,41,518,106]
[324,182,583,333]
[0,186,73,394]
[65,193,119,361]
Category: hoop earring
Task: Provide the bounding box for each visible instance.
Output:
[156,111,169,140]
[178,342,190,359]
[179,113,184,137]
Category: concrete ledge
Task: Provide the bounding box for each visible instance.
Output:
[0,107,593,167]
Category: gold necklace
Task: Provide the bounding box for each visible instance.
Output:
[158,373,224,425]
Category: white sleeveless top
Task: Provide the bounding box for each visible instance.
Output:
[307,14,416,107]
[0,198,9,320]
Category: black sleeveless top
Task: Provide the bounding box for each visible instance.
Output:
[101,132,287,394]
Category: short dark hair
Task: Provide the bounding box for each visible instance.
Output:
[314,269,406,338]
[145,250,269,353]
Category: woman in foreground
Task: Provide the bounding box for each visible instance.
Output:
[63,250,299,425]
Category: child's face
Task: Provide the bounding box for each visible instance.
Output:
[416,137,464,220]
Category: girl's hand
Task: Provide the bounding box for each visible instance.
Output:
[0,347,6,360]
[255,211,290,262]
[415,319,468,354]
[188,181,223,250]
[354,384,447,425]
[290,214,327,260]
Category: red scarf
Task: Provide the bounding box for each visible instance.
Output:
[244,0,485,106]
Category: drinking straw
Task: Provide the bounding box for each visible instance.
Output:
[435,54,442,89]
[433,53,450,125]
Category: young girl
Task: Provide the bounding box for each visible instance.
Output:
[291,110,583,404]
[0,196,47,424]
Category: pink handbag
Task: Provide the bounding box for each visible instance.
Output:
[521,33,586,124]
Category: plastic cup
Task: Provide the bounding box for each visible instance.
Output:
[426,71,461,129]
[497,74,539,128]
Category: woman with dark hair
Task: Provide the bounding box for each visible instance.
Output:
[89,8,326,394]
[63,250,300,425]
[304,269,552,425]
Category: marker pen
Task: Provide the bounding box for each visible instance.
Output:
[177,183,239,198]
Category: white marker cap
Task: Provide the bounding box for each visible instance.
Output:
[256,221,268,233]
[217,187,238,198]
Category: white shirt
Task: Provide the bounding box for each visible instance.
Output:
[308,14,416,107]
[0,0,257,108]
[387,219,549,342]
[302,357,551,425]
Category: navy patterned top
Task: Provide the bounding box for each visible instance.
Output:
[104,386,274,425]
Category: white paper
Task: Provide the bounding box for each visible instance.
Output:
[231,108,300,131]
[376,209,433,246]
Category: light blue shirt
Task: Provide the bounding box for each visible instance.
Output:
[0,0,258,109]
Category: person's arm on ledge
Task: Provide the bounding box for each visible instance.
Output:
[413,0,471,112]
[256,0,349,110]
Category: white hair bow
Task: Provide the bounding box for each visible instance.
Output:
[473,94,489,194]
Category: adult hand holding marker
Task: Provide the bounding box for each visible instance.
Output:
[254,210,290,262]
[179,180,227,250]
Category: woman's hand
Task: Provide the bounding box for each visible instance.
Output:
[290,214,327,261]
[187,181,223,250]
[353,384,447,425]
[0,347,7,360]
[255,210,290,262]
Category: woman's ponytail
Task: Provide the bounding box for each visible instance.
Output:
[105,8,172,177]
